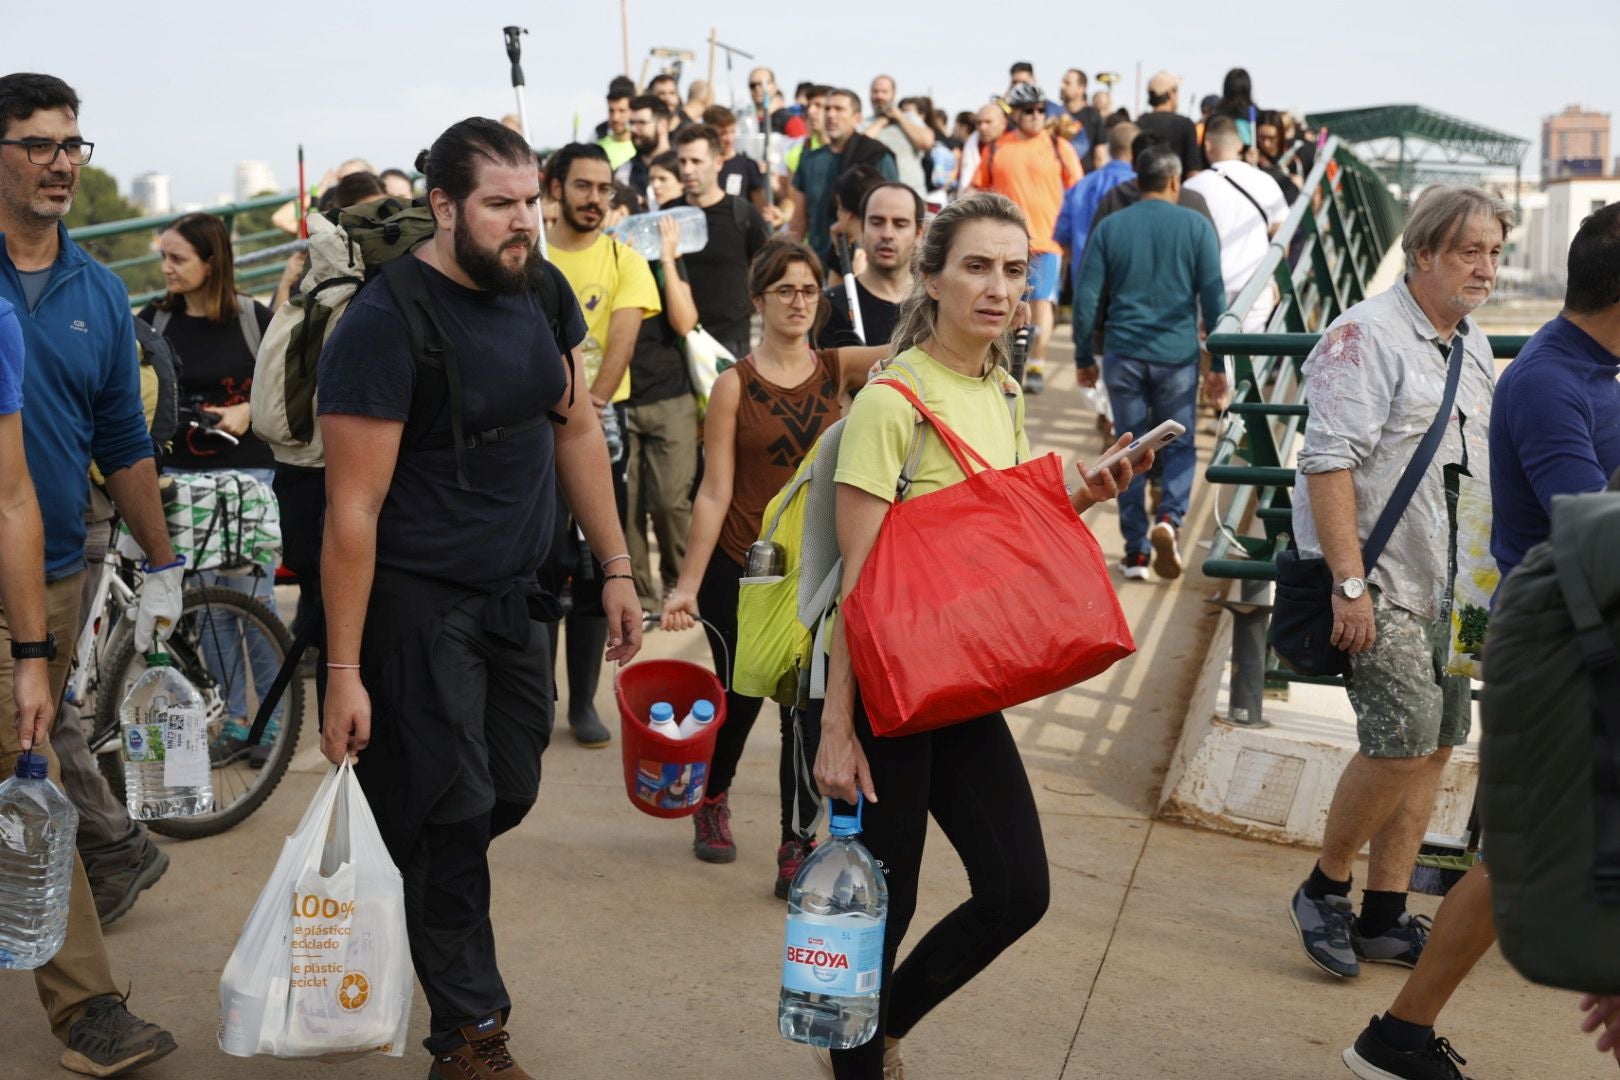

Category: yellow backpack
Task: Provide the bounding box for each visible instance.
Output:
[732,359,1017,705]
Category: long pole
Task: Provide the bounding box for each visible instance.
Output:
[296,145,307,240]
[620,0,632,77]
[706,28,717,91]
[504,26,531,144]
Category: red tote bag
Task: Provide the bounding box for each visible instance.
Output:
[843,380,1135,737]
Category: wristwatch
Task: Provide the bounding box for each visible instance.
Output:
[1333,577,1367,600]
[10,632,57,661]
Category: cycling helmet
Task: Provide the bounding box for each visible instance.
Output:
[1004,83,1046,110]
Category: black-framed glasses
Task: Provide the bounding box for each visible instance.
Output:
[749,81,767,90]
[768,285,819,305]
[1016,106,1042,116]
[0,138,93,166]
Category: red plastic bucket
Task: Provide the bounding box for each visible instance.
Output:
[616,659,728,819]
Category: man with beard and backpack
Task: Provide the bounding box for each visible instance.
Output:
[316,117,642,1079]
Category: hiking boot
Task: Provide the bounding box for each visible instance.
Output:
[692,792,736,863]
[568,707,612,748]
[775,838,816,900]
[1353,912,1432,968]
[1343,1017,1472,1079]
[1022,367,1045,395]
[1289,882,1359,977]
[428,1017,532,1079]
[60,993,176,1077]
[1149,516,1182,580]
[1120,551,1150,581]
[93,841,170,927]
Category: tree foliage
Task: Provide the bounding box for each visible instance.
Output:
[63,166,163,296]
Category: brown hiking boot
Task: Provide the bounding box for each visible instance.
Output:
[692,791,736,863]
[427,1017,532,1079]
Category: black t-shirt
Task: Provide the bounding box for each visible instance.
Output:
[137,300,275,471]
[719,154,766,203]
[675,193,770,354]
[630,258,692,406]
[1136,111,1203,180]
[817,277,900,350]
[316,258,586,591]
[1067,105,1105,168]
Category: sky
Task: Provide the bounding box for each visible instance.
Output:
[10,0,1620,206]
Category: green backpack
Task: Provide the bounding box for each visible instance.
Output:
[1480,484,1620,993]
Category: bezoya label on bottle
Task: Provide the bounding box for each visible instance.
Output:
[781,912,883,996]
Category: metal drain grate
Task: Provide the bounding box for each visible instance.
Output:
[1223,748,1306,826]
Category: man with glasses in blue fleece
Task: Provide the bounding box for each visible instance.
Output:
[0,70,181,1078]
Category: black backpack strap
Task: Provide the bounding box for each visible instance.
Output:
[533,260,573,423]
[1360,335,1465,571]
[380,257,474,490]
[1221,170,1272,230]
[1551,502,1620,903]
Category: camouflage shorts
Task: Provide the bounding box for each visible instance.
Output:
[1345,589,1471,758]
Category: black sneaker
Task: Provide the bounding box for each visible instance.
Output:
[93,842,170,927]
[60,993,177,1077]
[1353,911,1432,968]
[1120,551,1150,581]
[1343,1016,1472,1079]
[1289,882,1359,977]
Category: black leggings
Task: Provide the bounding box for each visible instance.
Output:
[697,549,819,843]
[830,697,1050,1080]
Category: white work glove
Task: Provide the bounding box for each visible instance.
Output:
[135,558,186,653]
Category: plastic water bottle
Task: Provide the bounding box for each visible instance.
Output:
[611,206,709,262]
[677,700,716,740]
[120,654,213,820]
[647,702,681,741]
[600,402,624,463]
[0,752,79,969]
[779,799,888,1049]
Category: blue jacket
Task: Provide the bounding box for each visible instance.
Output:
[0,222,150,580]
[1489,314,1620,576]
[1054,159,1134,281]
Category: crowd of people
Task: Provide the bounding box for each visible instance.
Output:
[0,55,1618,1080]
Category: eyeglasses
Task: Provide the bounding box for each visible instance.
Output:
[749,81,767,90]
[767,285,819,305]
[0,138,94,166]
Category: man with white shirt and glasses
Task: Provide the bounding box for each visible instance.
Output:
[1185,115,1288,332]
[1287,187,1509,993]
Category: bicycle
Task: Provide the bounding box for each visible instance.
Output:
[70,473,305,839]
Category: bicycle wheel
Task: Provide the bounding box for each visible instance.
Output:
[94,584,305,839]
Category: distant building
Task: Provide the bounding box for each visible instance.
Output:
[129,171,170,215]
[1542,105,1610,182]
[234,160,278,201]
[1542,176,1620,284]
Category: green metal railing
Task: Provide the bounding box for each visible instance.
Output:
[67,191,301,307]
[1199,139,1522,721]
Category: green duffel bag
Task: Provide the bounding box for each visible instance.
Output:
[1480,485,1620,993]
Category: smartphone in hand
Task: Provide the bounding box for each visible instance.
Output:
[1085,420,1186,482]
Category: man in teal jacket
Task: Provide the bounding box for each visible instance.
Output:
[1072,144,1226,582]
[0,70,179,1077]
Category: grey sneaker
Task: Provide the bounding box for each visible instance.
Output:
[1289,882,1359,977]
[1353,912,1432,968]
[93,842,170,927]
[60,993,176,1077]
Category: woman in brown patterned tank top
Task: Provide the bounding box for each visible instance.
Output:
[661,240,874,890]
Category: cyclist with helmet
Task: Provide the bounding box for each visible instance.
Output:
[971,82,1083,395]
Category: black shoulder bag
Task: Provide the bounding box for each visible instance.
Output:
[1272,335,1464,676]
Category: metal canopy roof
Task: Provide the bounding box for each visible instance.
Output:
[1306,104,1529,167]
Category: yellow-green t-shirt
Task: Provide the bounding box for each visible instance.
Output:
[835,347,1030,503]
[596,134,636,170]
[547,233,661,404]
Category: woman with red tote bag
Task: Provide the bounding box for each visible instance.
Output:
[813,193,1147,1080]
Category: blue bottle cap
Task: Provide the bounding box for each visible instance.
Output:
[14,752,48,780]
[826,795,864,837]
[650,702,675,723]
[692,700,716,722]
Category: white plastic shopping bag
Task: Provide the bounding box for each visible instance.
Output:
[684,324,736,417]
[218,761,410,1058]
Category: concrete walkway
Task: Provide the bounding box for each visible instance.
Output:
[3,332,1602,1079]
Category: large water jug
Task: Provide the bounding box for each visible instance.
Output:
[120,654,213,820]
[611,205,708,262]
[778,799,888,1049]
[0,751,79,969]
